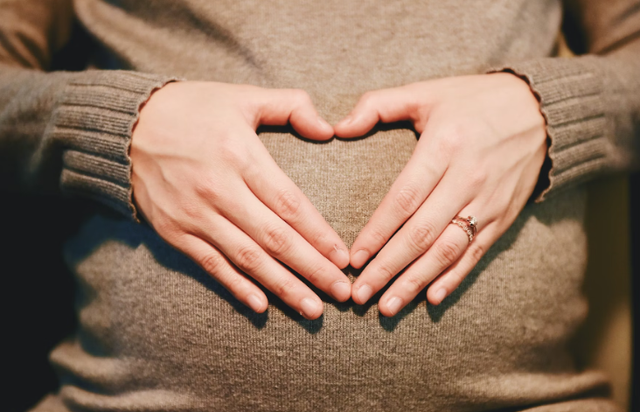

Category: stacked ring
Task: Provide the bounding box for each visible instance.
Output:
[450,215,478,243]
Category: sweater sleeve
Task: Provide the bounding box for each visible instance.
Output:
[0,0,176,218]
[494,0,640,202]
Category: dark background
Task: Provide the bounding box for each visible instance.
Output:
[4,25,94,412]
[631,172,639,411]
[4,196,85,412]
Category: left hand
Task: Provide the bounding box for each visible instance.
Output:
[334,73,547,316]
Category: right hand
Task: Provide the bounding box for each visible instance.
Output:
[130,82,351,319]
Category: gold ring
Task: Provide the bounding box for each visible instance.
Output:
[450,215,478,243]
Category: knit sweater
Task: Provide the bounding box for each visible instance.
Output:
[0,0,638,411]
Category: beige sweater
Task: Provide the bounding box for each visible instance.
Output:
[0,0,639,411]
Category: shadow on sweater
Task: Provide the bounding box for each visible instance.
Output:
[64,133,574,336]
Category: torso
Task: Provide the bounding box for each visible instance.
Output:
[41,1,618,411]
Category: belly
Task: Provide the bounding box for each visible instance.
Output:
[51,129,610,412]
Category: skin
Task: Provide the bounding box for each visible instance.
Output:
[130,82,351,320]
[131,73,547,319]
[334,73,548,317]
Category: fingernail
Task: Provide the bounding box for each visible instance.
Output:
[386,296,403,316]
[356,284,373,304]
[433,288,447,305]
[329,245,349,268]
[331,281,351,301]
[300,298,321,319]
[351,250,370,268]
[247,294,264,312]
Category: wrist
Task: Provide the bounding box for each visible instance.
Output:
[488,71,550,203]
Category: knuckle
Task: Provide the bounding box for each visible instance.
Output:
[235,246,263,273]
[395,184,423,215]
[181,200,204,221]
[436,125,465,155]
[151,216,174,237]
[368,226,389,247]
[450,268,467,286]
[274,189,301,220]
[223,272,245,293]
[423,159,443,181]
[193,175,221,202]
[219,141,248,168]
[407,221,438,253]
[376,262,396,281]
[304,265,325,285]
[406,275,426,295]
[273,278,297,299]
[200,253,227,276]
[153,213,187,242]
[309,228,330,248]
[262,225,291,256]
[434,241,461,268]
[469,243,486,264]
[468,170,488,188]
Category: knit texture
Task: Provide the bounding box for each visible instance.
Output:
[498,58,609,202]
[54,71,176,217]
[0,67,174,218]
[0,0,637,411]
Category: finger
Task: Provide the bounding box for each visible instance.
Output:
[426,223,498,305]
[351,172,469,305]
[254,88,334,141]
[334,86,421,138]
[193,213,325,320]
[220,184,352,302]
[349,141,447,269]
[173,234,268,313]
[378,221,471,317]
[243,147,350,269]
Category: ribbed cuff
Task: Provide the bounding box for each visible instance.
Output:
[492,57,608,202]
[49,71,177,219]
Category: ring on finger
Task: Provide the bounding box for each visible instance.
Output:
[450,215,478,243]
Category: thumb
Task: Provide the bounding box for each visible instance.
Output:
[334,86,423,138]
[254,88,334,141]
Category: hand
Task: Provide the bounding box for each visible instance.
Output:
[131,82,351,320]
[334,73,547,316]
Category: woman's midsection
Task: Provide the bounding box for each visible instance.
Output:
[53,129,605,412]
